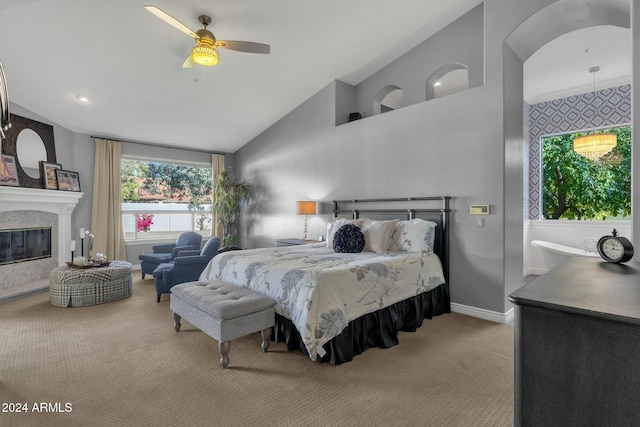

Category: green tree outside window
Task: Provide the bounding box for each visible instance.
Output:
[542,126,631,220]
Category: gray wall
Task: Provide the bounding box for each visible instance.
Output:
[235,0,638,315]
[352,4,485,120]
[8,103,95,238]
[7,103,235,266]
[236,5,506,313]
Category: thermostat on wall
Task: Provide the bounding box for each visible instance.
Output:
[469,205,490,215]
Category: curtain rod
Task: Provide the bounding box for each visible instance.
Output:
[90,135,227,155]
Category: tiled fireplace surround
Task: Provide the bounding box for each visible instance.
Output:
[0,186,82,297]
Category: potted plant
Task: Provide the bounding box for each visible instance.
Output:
[213,170,248,247]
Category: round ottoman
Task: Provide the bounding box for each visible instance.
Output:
[49,261,133,307]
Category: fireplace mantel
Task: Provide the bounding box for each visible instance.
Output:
[0,186,83,266]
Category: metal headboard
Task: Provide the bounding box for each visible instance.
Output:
[332,196,451,283]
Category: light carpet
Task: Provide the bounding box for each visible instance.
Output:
[0,272,514,426]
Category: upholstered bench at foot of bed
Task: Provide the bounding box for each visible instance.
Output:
[170,280,275,369]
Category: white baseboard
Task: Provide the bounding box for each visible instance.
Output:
[451,302,514,324]
[524,267,548,276]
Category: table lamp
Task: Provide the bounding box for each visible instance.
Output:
[296,201,316,241]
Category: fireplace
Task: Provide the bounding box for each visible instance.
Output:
[0,186,82,290]
[0,227,52,265]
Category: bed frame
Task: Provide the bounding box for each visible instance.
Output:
[272,196,452,364]
[332,196,451,282]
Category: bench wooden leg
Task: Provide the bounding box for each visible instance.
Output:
[261,327,272,352]
[172,312,182,332]
[219,341,231,369]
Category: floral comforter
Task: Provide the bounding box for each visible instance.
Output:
[199,243,445,360]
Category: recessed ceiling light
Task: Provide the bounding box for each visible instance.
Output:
[434,81,442,87]
[76,94,90,103]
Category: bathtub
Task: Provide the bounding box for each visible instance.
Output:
[531,240,600,271]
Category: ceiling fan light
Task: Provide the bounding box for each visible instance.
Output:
[191,46,219,66]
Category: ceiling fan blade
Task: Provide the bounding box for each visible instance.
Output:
[182,54,196,69]
[144,5,198,39]
[215,40,270,54]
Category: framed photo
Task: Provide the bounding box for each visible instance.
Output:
[55,169,81,192]
[0,154,20,186]
[40,161,62,189]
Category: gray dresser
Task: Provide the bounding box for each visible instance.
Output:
[508,257,640,427]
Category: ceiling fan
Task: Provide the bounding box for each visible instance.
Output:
[144,5,270,68]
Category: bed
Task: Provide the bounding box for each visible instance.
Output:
[199,196,451,364]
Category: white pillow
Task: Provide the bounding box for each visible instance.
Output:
[360,218,398,253]
[326,218,364,248]
[388,218,437,253]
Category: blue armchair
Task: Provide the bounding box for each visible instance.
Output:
[152,237,221,302]
[139,231,203,279]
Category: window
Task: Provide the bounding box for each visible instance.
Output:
[542,126,631,220]
[121,159,213,240]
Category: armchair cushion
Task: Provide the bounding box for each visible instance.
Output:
[175,231,203,248]
[170,245,200,259]
[151,243,177,253]
[152,262,174,278]
[176,250,201,257]
[200,237,221,258]
[138,231,203,279]
[139,253,173,264]
[153,237,220,302]
[172,254,214,268]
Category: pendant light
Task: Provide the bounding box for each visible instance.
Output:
[573,66,617,161]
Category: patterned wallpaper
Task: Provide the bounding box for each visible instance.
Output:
[525,84,631,219]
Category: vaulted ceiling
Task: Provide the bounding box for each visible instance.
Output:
[0,1,630,153]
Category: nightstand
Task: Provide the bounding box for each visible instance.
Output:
[276,238,317,247]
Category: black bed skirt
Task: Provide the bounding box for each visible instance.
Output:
[272,283,451,365]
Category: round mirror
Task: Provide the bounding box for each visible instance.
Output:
[16,128,47,178]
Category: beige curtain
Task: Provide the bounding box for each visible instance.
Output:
[211,153,225,238]
[91,139,127,260]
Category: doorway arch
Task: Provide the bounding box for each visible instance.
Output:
[502,0,633,297]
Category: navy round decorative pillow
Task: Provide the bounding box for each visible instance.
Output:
[333,224,365,253]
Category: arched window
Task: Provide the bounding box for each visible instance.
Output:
[426,64,469,100]
[373,85,403,115]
